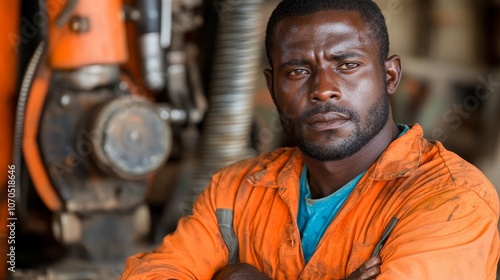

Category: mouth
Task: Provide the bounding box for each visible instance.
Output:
[307,112,350,131]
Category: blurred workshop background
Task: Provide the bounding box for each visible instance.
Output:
[0,0,499,279]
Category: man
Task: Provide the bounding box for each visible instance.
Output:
[121,0,500,279]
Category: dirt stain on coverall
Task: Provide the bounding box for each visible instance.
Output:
[447,204,460,221]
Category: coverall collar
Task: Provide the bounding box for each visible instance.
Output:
[370,123,423,181]
[247,124,424,187]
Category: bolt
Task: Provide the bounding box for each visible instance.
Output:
[69,16,90,33]
[159,108,170,120]
[60,94,71,107]
[150,155,158,163]
[119,81,129,91]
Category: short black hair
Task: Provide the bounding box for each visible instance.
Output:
[265,0,389,66]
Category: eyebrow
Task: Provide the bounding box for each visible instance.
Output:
[277,52,365,70]
[277,59,310,71]
[329,52,364,61]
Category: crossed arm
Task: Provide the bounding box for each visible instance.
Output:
[213,256,382,280]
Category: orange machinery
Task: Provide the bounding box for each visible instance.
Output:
[6,0,206,277]
[0,0,21,279]
[3,0,264,277]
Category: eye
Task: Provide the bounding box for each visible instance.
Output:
[287,69,310,77]
[338,63,360,70]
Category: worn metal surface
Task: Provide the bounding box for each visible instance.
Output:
[90,95,171,179]
[58,65,120,91]
[37,73,169,213]
[139,33,165,91]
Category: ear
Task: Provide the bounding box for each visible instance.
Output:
[263,68,273,95]
[384,55,402,95]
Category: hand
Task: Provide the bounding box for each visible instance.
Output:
[212,263,271,280]
[343,256,382,280]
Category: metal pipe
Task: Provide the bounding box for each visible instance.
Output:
[136,0,166,91]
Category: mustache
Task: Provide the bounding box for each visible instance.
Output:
[298,103,356,124]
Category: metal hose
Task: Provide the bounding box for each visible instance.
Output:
[186,0,264,211]
[13,41,46,218]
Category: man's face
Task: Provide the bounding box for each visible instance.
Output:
[265,10,391,161]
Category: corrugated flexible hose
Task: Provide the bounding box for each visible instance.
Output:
[186,0,264,213]
[13,41,46,219]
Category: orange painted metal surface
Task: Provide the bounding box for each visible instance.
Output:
[0,0,19,172]
[23,62,63,212]
[0,0,20,277]
[47,0,128,69]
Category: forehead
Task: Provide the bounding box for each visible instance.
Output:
[271,10,376,61]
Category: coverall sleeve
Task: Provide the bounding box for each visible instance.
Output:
[378,185,500,279]
[120,172,230,280]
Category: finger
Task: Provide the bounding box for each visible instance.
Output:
[359,266,381,280]
[363,256,382,270]
[345,256,382,280]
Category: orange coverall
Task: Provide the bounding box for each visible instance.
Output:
[122,124,500,279]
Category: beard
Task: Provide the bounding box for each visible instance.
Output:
[278,88,390,162]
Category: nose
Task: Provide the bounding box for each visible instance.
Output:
[308,68,342,102]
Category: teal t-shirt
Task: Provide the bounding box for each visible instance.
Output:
[297,124,409,263]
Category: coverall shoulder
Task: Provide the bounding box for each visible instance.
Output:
[121,124,500,279]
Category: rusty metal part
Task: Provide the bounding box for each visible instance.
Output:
[162,45,206,125]
[90,95,171,179]
[78,208,146,261]
[132,204,151,240]
[37,75,170,213]
[58,65,120,91]
[139,33,166,91]
[50,204,150,256]
[13,209,157,279]
[52,212,82,244]
[69,15,90,33]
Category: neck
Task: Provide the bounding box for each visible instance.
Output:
[304,120,400,199]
